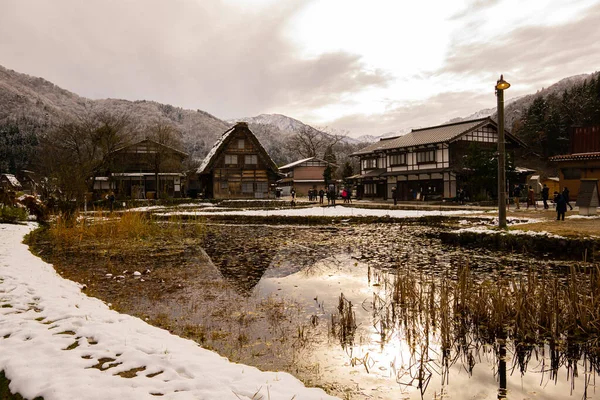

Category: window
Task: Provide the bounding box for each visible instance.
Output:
[220,181,229,189]
[242,182,254,193]
[224,154,237,165]
[363,158,377,169]
[245,155,257,165]
[238,139,245,149]
[389,153,406,166]
[364,183,376,194]
[256,182,268,192]
[562,168,582,180]
[416,149,436,164]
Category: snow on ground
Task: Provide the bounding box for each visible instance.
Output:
[567,214,600,219]
[157,206,482,219]
[125,203,215,212]
[456,225,566,239]
[0,223,338,400]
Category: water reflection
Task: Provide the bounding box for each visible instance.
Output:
[254,251,600,399]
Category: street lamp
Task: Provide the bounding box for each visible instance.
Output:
[495,75,510,229]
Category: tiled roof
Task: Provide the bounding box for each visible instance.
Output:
[549,152,600,162]
[351,118,491,156]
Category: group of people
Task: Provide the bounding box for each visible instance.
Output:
[307,189,319,201]
[512,183,573,220]
[290,187,352,206]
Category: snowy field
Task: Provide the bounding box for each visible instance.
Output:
[0,223,338,400]
[156,205,485,218]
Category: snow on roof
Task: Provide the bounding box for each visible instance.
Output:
[278,157,315,170]
[197,126,235,174]
[1,173,22,188]
[515,167,536,173]
[0,223,338,400]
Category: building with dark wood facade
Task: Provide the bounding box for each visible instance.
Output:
[550,125,600,199]
[197,122,280,199]
[94,139,188,199]
[350,117,525,200]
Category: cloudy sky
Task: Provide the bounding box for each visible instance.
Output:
[2,0,599,136]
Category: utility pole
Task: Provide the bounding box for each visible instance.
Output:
[495,75,510,229]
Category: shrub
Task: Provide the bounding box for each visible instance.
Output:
[0,206,28,223]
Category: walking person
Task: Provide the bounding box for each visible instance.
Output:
[562,187,573,211]
[107,191,116,213]
[319,189,325,204]
[541,184,550,209]
[526,186,537,210]
[513,184,521,209]
[391,186,397,205]
[458,188,465,205]
[555,191,567,220]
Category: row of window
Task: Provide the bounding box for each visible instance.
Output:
[224,154,258,165]
[363,149,437,169]
[220,181,269,193]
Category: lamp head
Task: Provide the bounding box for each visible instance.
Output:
[495,74,511,91]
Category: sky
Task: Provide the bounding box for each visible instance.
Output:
[1,0,599,136]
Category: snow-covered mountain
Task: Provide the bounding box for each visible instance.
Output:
[0,64,230,162]
[230,113,313,133]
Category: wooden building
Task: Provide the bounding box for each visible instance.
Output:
[549,125,600,199]
[350,117,525,200]
[94,139,188,199]
[278,157,336,196]
[0,173,22,192]
[197,122,280,199]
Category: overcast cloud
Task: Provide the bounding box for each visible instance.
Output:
[1,0,599,136]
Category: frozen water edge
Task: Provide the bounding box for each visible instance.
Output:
[0,223,338,400]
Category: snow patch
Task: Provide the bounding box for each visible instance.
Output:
[0,223,338,400]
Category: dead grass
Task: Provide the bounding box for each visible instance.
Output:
[48,211,205,247]
[506,209,600,238]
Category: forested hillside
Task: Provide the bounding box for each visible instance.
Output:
[510,72,600,158]
[2,63,599,184]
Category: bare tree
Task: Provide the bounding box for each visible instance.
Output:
[36,111,134,205]
[146,121,184,199]
[286,125,347,159]
[37,121,97,204]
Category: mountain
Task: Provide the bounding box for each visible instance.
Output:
[452,74,596,130]
[0,64,230,162]
[231,113,312,134]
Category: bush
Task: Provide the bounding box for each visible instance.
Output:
[0,206,28,223]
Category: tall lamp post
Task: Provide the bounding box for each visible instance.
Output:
[495,75,510,229]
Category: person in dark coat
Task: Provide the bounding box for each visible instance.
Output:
[541,184,550,209]
[562,187,573,210]
[107,191,116,212]
[318,189,325,204]
[513,184,521,209]
[555,192,567,220]
[391,186,397,205]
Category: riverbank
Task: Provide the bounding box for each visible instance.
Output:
[0,223,338,400]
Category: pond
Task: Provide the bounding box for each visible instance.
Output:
[159,223,599,399]
[28,217,599,399]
